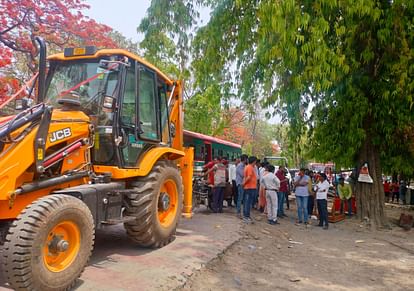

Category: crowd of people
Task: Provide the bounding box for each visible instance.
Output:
[202,156,414,232]
[203,156,356,230]
[383,178,409,204]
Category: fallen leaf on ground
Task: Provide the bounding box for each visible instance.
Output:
[289,241,303,245]
[234,276,242,286]
[248,244,256,251]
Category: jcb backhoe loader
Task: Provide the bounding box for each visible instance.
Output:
[0,38,193,290]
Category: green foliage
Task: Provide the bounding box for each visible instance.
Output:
[138,0,202,79]
[142,0,414,178]
[184,83,222,134]
[247,120,277,158]
[192,0,260,107]
[108,31,139,55]
[191,0,414,175]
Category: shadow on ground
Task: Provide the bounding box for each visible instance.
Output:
[0,207,241,291]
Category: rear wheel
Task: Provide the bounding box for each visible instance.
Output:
[0,222,10,245]
[124,160,183,248]
[2,195,94,291]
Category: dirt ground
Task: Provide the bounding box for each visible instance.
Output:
[1,202,413,291]
[0,210,242,291]
[180,203,414,291]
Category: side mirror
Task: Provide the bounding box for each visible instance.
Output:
[98,60,120,72]
[102,95,115,112]
[15,99,25,110]
[15,97,33,111]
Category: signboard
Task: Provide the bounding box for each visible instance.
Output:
[358,163,373,183]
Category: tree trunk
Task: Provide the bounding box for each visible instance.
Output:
[355,133,388,229]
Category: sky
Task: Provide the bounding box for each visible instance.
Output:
[83,0,210,43]
[84,0,151,42]
[83,0,280,124]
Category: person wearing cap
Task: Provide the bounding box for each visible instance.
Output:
[261,164,280,225]
[338,177,353,217]
[293,168,310,224]
[316,173,330,229]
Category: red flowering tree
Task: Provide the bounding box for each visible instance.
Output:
[0,0,117,101]
[217,109,251,147]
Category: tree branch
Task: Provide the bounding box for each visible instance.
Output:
[0,10,29,35]
[0,36,30,53]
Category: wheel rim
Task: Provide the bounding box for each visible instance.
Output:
[158,179,178,228]
[43,220,81,272]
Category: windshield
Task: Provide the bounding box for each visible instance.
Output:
[45,60,120,125]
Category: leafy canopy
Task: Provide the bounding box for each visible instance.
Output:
[191,0,414,174]
[138,0,203,79]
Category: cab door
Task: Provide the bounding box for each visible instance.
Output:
[119,63,161,167]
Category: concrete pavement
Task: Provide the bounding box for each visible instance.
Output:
[0,208,241,291]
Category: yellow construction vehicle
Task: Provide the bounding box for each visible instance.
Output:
[0,38,193,290]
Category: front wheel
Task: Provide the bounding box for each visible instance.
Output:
[2,195,94,291]
[124,160,183,248]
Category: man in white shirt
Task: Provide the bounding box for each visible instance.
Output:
[261,164,280,225]
[315,173,330,229]
[228,159,238,207]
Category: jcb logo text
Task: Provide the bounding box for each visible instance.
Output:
[50,128,72,143]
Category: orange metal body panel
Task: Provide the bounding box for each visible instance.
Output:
[93,147,185,179]
[0,177,88,219]
[0,109,91,218]
[170,81,184,152]
[180,147,194,218]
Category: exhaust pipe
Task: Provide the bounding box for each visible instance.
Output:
[35,36,46,103]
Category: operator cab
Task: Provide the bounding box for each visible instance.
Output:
[44,47,172,169]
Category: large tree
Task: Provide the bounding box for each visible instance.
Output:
[189,0,413,227]
[139,0,242,142]
[138,0,202,80]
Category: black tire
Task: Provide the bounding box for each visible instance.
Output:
[226,199,233,207]
[124,160,183,248]
[191,187,199,211]
[2,194,94,291]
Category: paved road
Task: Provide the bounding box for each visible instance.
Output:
[0,208,241,291]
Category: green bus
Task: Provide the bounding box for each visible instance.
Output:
[184,130,242,208]
[183,129,242,172]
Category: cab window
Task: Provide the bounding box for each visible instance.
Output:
[139,68,159,140]
[159,84,170,144]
